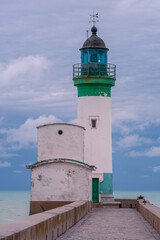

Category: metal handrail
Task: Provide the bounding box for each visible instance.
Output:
[73,63,116,79]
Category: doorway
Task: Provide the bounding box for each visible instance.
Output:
[92,178,99,203]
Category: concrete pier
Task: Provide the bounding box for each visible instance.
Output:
[0,199,160,240]
[58,208,160,240]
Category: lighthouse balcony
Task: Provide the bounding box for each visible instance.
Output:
[73,63,116,79]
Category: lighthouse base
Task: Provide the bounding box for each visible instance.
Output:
[98,194,121,208]
[100,194,114,203]
[99,194,121,208]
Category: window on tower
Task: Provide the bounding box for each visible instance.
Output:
[89,116,99,129]
[91,119,97,128]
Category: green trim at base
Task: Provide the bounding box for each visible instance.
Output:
[73,76,115,97]
[77,84,111,97]
[100,173,113,195]
[26,158,96,170]
[73,76,116,86]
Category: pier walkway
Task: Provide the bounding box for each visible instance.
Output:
[58,208,160,240]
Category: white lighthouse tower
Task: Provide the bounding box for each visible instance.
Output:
[73,17,116,202]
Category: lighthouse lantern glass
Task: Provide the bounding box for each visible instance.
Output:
[81,49,107,64]
[89,50,98,62]
[82,50,88,63]
[98,50,106,64]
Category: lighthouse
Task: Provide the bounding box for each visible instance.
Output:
[73,17,116,202]
[27,15,116,213]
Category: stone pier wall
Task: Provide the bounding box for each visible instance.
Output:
[136,199,160,235]
[0,200,92,240]
[1,198,160,239]
[115,198,137,208]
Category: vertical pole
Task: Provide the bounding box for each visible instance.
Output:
[86,30,89,39]
[73,65,74,78]
[78,64,79,77]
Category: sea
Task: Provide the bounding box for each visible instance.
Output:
[0,190,160,224]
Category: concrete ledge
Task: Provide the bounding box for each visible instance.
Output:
[93,199,137,208]
[0,200,92,240]
[115,199,137,208]
[93,202,121,208]
[100,194,114,203]
[101,202,121,208]
[30,201,73,215]
[136,199,160,235]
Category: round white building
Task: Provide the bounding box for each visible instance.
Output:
[27,123,95,214]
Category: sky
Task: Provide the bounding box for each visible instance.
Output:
[0,0,160,190]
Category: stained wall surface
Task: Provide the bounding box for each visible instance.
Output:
[31,161,93,201]
[37,123,85,162]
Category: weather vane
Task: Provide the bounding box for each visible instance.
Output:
[89,11,99,26]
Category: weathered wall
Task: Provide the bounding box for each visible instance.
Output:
[31,161,93,201]
[136,199,160,235]
[37,123,85,162]
[0,201,92,240]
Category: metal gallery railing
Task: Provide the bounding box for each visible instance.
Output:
[73,63,116,79]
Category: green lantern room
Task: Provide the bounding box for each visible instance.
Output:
[73,25,116,97]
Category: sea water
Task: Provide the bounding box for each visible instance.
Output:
[0,191,30,224]
[114,190,160,208]
[0,190,160,224]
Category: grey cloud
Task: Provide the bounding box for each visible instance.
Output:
[0,0,160,136]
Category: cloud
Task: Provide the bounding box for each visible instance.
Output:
[117,134,152,149]
[0,0,159,191]
[117,135,139,148]
[0,115,61,159]
[0,0,160,126]
[0,115,79,158]
[129,150,145,157]
[152,166,160,173]
[0,152,19,158]
[112,110,138,125]
[129,146,160,157]
[111,92,160,136]
[155,119,160,125]
[0,56,50,86]
[0,56,76,114]
[0,56,51,107]
[0,161,11,167]
[117,76,135,86]
[13,170,22,174]
[6,115,61,149]
[146,147,160,157]
[112,110,139,134]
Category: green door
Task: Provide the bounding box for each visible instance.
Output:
[92,178,99,203]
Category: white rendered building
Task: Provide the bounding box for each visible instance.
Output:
[27,123,95,214]
[73,25,116,202]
